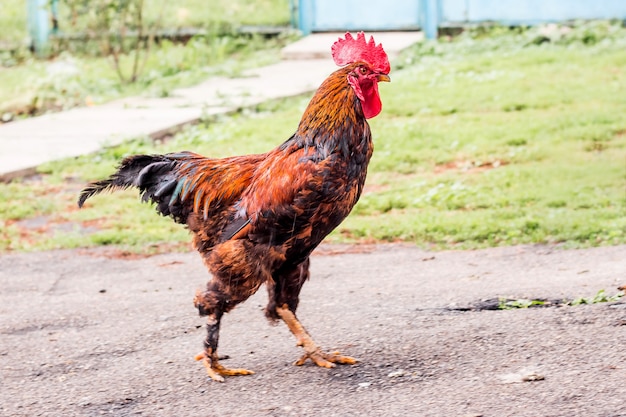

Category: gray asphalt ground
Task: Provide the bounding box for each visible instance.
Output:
[1,244,625,417]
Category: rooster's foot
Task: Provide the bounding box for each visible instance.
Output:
[276,304,357,368]
[294,348,357,368]
[194,352,254,382]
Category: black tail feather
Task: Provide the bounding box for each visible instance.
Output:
[78,151,209,224]
[77,154,175,208]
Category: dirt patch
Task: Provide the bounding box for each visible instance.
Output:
[8,215,100,243]
[313,243,378,256]
[76,241,191,260]
[434,159,509,175]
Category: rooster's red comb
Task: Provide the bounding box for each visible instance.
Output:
[331,32,390,74]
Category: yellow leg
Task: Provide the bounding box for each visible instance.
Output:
[276,304,357,368]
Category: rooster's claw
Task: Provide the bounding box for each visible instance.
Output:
[294,349,357,368]
[195,352,255,382]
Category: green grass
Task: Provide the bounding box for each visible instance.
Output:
[349,26,626,248]
[497,289,624,310]
[0,0,27,45]
[1,24,625,252]
[0,0,290,44]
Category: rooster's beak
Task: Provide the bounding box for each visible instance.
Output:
[377,74,391,82]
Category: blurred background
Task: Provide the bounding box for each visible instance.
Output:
[0,1,625,252]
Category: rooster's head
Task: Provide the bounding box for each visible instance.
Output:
[332,32,391,119]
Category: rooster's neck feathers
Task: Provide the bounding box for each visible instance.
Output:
[289,66,366,156]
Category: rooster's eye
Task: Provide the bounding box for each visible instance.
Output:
[359,66,368,75]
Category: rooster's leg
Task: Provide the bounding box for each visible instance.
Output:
[276,304,357,367]
[267,258,356,368]
[193,313,254,382]
[194,287,255,382]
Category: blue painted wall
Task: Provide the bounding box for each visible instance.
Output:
[441,0,626,25]
[298,0,626,35]
[299,0,421,34]
[27,0,50,54]
[316,0,420,30]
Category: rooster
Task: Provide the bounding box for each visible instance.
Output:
[78,32,390,382]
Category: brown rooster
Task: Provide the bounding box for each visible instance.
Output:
[78,32,390,382]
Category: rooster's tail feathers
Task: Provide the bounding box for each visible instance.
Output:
[78,151,254,223]
[77,154,184,210]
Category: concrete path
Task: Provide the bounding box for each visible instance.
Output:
[0,32,422,181]
[1,244,624,416]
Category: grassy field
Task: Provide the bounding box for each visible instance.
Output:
[0,0,290,44]
[1,23,625,252]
